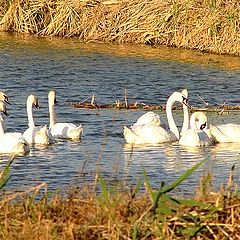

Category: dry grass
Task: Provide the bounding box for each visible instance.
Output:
[0,0,239,55]
[0,171,239,239]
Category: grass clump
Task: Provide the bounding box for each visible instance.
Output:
[0,159,239,239]
[0,0,239,55]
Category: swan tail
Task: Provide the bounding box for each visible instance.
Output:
[68,125,83,139]
[35,126,50,144]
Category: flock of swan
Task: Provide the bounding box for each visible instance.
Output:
[0,88,239,155]
[0,90,83,155]
[124,89,240,146]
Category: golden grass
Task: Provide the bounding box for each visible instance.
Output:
[0,0,239,55]
[0,174,239,239]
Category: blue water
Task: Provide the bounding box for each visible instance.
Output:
[0,33,240,196]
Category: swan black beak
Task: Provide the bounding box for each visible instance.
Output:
[4,95,11,105]
[182,97,192,109]
[200,122,207,131]
[34,101,40,109]
[3,110,9,116]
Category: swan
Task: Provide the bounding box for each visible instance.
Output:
[22,94,49,145]
[123,89,189,144]
[48,90,83,140]
[209,123,240,143]
[179,111,212,147]
[0,101,29,155]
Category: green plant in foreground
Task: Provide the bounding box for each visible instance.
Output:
[133,159,221,238]
[0,157,14,190]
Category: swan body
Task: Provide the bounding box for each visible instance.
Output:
[179,111,212,147]
[0,101,29,155]
[22,94,49,145]
[48,91,83,140]
[209,123,240,143]
[124,89,189,144]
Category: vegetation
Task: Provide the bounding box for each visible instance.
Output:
[0,159,239,239]
[0,0,239,55]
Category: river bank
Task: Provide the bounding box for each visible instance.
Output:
[0,0,239,56]
[0,160,239,239]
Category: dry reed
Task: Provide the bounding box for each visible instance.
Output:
[0,170,239,239]
[0,0,239,55]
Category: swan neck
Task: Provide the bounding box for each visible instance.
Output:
[190,114,198,130]
[27,100,35,127]
[49,100,57,128]
[166,96,179,139]
[181,104,189,133]
[0,114,4,136]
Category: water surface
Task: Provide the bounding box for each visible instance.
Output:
[0,33,240,196]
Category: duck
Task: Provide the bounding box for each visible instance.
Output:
[0,101,29,155]
[22,94,49,145]
[48,90,83,140]
[123,89,189,144]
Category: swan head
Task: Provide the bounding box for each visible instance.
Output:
[0,91,11,105]
[0,101,9,116]
[181,89,188,98]
[27,94,40,108]
[167,89,189,107]
[181,89,191,108]
[48,90,57,105]
[190,111,208,131]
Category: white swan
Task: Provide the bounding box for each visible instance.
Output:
[123,89,189,144]
[209,123,240,143]
[0,101,29,155]
[22,94,49,145]
[48,90,83,140]
[179,111,212,147]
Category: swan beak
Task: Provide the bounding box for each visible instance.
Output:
[200,122,207,131]
[3,110,9,116]
[183,98,192,109]
[34,102,40,109]
[4,96,11,105]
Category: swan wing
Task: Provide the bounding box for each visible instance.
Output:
[124,125,174,144]
[134,112,161,126]
[50,123,83,140]
[23,125,49,145]
[210,123,240,143]
[0,133,29,154]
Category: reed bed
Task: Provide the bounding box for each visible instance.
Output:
[0,160,239,239]
[0,0,239,55]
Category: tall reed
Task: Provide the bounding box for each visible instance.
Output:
[0,0,239,55]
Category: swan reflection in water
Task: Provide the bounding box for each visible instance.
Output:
[123,142,207,172]
[122,141,240,192]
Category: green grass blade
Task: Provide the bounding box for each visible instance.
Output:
[0,158,14,190]
[159,159,206,194]
[143,169,155,202]
[152,159,206,213]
